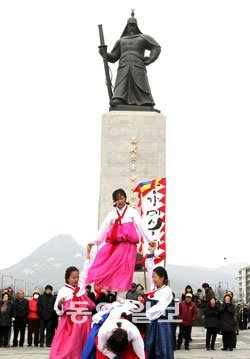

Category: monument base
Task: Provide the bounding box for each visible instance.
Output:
[99,110,166,225]
[110,104,160,113]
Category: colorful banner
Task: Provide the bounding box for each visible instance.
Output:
[134,178,166,265]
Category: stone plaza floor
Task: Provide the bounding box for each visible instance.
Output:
[0,330,249,358]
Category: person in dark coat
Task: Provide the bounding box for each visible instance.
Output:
[202,283,215,303]
[12,290,29,347]
[85,285,96,303]
[204,297,220,350]
[181,285,195,302]
[195,289,205,308]
[0,293,13,347]
[239,305,249,330]
[219,294,236,351]
[37,285,56,347]
[126,283,139,300]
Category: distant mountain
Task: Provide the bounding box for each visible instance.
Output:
[166,262,242,297]
[0,235,244,298]
[0,234,86,293]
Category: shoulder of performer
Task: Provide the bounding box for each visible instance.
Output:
[58,285,75,297]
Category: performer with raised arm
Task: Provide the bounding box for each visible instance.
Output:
[144,246,174,358]
[49,244,95,359]
[86,189,152,294]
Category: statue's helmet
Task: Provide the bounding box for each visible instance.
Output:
[127,13,138,25]
[121,11,142,37]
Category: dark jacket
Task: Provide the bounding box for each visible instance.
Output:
[37,292,56,321]
[0,300,13,326]
[219,303,236,332]
[126,290,139,301]
[204,287,215,302]
[204,303,220,328]
[86,292,96,304]
[13,297,29,321]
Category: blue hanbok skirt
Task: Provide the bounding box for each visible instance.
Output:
[81,312,109,359]
[145,300,174,359]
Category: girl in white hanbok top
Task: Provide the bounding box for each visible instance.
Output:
[86,189,152,292]
[49,245,95,359]
[144,252,174,359]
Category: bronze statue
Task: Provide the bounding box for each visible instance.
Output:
[98,11,161,111]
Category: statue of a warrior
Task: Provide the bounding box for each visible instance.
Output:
[99,11,161,111]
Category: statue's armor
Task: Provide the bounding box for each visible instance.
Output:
[119,36,148,61]
[107,34,161,106]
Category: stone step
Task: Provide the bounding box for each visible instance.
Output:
[190,338,222,346]
[189,343,222,349]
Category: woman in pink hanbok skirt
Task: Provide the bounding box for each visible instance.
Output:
[86,189,152,292]
[49,246,95,359]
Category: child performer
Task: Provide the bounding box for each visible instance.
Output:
[49,244,96,359]
[144,248,174,359]
[86,189,152,294]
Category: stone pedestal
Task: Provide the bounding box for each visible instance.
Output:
[99,111,166,225]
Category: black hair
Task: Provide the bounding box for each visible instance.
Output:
[153,266,168,285]
[120,312,132,322]
[185,285,193,293]
[65,266,79,284]
[136,283,144,290]
[107,323,129,354]
[45,285,53,291]
[2,293,9,299]
[85,285,91,290]
[112,189,129,206]
[202,283,209,289]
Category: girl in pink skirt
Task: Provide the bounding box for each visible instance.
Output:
[87,189,152,293]
[49,245,95,359]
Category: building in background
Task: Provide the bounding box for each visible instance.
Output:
[238,266,250,303]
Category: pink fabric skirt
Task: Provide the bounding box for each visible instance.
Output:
[49,295,95,359]
[86,222,139,292]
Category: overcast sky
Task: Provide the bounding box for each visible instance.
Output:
[1,0,250,269]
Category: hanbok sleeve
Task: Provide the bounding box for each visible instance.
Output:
[145,254,156,290]
[78,259,93,295]
[54,288,66,316]
[98,331,116,359]
[130,326,145,359]
[146,286,173,321]
[93,212,113,245]
[132,209,151,243]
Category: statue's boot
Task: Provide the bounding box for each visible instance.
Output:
[110,98,126,107]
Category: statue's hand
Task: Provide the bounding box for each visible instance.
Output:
[98,45,107,57]
[144,57,152,66]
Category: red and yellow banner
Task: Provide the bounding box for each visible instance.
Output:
[134,178,166,265]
